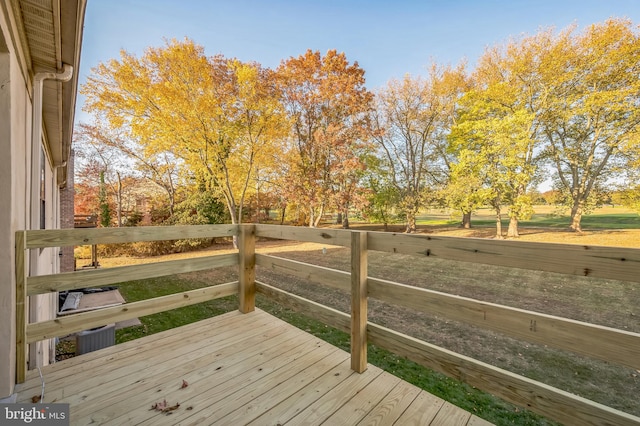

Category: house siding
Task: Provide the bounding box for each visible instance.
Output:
[0,5,59,398]
[0,15,32,397]
[0,14,17,399]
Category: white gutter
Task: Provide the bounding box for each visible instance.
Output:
[29,64,73,273]
[27,64,74,369]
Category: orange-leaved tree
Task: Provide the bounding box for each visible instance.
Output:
[276,49,373,228]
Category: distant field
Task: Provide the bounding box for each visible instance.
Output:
[417,205,640,229]
[342,205,640,247]
[75,205,640,265]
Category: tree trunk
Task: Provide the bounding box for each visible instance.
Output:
[168,191,175,216]
[405,212,417,233]
[570,199,584,232]
[229,205,239,249]
[461,211,472,229]
[342,210,349,229]
[308,208,315,228]
[312,205,325,228]
[507,216,519,238]
[116,172,122,228]
[494,208,503,239]
[280,205,286,225]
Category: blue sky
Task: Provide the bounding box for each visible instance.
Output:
[77,0,640,123]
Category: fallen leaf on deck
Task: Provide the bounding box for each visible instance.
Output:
[31,395,41,403]
[151,399,180,414]
[151,399,168,411]
[164,403,180,413]
[180,379,188,389]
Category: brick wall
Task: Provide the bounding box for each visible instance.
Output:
[59,148,75,272]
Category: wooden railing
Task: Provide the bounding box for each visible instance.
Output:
[252,224,640,426]
[15,225,239,384]
[15,224,640,426]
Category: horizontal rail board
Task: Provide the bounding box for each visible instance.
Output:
[367,322,640,426]
[27,253,238,296]
[255,224,351,247]
[24,224,237,248]
[26,282,239,342]
[367,232,640,283]
[368,277,640,370]
[255,254,350,291]
[256,281,350,333]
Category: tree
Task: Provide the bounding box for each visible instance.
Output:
[98,171,111,227]
[276,49,373,227]
[73,147,104,218]
[211,59,289,225]
[540,190,560,206]
[77,122,181,217]
[81,39,287,233]
[443,149,491,229]
[620,186,640,213]
[536,19,640,231]
[450,26,569,238]
[371,64,467,233]
[76,123,156,227]
[361,155,399,231]
[452,98,540,238]
[448,19,640,235]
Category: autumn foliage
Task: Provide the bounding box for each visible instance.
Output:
[77,18,640,235]
[276,49,373,227]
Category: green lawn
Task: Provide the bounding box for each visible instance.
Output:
[417,205,640,229]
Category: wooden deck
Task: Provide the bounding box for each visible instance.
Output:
[15,309,493,425]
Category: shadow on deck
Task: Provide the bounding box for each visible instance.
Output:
[15,309,491,425]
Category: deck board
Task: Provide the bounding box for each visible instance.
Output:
[356,379,423,425]
[15,309,493,425]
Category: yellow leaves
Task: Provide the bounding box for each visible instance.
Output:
[452,17,640,232]
[81,38,292,224]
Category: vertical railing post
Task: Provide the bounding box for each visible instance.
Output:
[15,231,27,383]
[238,224,256,313]
[350,230,368,373]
